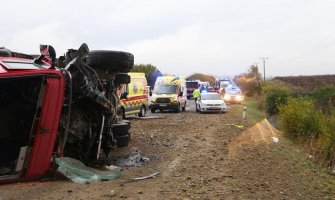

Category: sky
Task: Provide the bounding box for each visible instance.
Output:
[2,0,335,78]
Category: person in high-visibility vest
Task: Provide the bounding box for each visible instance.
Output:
[193,88,200,103]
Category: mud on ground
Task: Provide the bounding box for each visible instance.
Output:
[1,103,335,200]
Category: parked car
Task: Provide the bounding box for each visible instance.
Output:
[223,86,244,104]
[0,44,133,183]
[196,92,227,113]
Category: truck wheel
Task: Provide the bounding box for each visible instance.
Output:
[112,123,129,137]
[151,108,156,113]
[119,120,131,129]
[138,105,146,117]
[115,73,131,85]
[116,135,130,147]
[86,50,134,72]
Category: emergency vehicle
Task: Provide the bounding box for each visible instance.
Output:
[186,80,199,99]
[118,73,148,118]
[150,75,187,113]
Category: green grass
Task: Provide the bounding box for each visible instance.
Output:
[229,99,266,125]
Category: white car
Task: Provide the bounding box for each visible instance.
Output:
[196,92,227,113]
[223,86,244,104]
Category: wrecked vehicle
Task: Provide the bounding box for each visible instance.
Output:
[0,44,133,183]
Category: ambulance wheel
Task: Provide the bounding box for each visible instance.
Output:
[139,105,146,117]
[86,50,134,72]
[182,102,186,111]
[151,108,156,113]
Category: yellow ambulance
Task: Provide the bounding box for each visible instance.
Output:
[118,73,148,118]
[150,75,187,113]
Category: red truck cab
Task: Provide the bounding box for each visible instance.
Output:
[186,80,199,99]
[0,44,135,183]
[0,48,64,182]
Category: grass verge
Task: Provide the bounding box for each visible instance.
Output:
[229,100,266,125]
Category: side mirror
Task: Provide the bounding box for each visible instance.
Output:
[149,91,152,96]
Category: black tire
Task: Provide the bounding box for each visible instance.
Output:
[0,48,12,57]
[112,123,129,137]
[86,50,134,72]
[182,102,186,111]
[138,105,146,117]
[115,73,131,85]
[120,108,125,119]
[116,135,130,147]
[151,108,156,113]
[175,104,180,113]
[119,120,131,129]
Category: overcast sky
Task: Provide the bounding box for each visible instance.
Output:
[2,0,335,78]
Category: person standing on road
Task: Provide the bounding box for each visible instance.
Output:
[193,88,200,103]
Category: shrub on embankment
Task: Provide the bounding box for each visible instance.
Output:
[270,85,335,167]
[264,85,291,116]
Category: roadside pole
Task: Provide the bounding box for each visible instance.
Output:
[242,106,247,120]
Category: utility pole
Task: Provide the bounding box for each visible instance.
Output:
[260,57,269,81]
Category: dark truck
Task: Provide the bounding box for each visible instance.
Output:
[0,44,133,183]
[186,80,199,99]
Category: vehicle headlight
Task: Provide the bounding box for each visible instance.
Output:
[171,96,178,101]
[151,97,156,102]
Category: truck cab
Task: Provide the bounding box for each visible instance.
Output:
[0,44,134,183]
[186,80,199,99]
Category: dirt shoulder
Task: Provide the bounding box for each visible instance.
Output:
[1,103,335,200]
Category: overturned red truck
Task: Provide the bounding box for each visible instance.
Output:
[0,44,133,183]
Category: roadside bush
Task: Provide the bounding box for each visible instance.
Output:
[313,86,335,114]
[279,98,335,166]
[279,98,324,140]
[317,115,335,166]
[264,86,291,116]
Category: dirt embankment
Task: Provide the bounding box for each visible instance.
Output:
[273,75,335,91]
[1,103,335,199]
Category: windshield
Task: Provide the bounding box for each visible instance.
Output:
[227,89,241,95]
[154,84,178,94]
[186,82,198,88]
[220,80,231,88]
[2,61,48,70]
[201,93,222,100]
